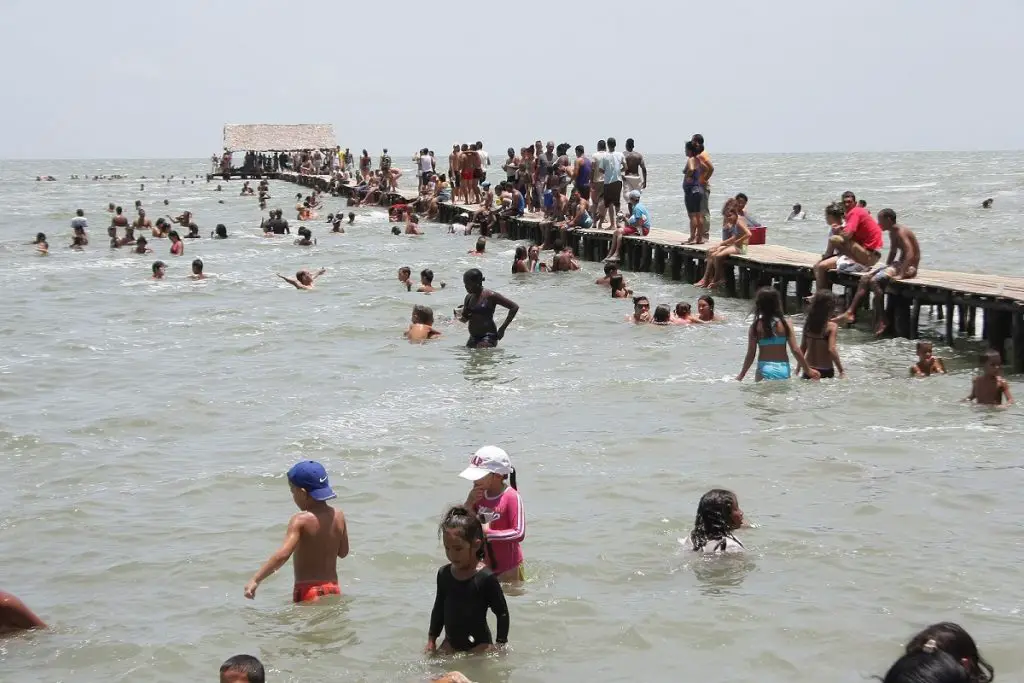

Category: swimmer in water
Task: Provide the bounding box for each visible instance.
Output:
[277,267,326,290]
[468,238,486,256]
[185,224,201,239]
[610,275,632,299]
[418,268,445,293]
[405,214,423,235]
[134,236,153,254]
[219,655,264,683]
[681,489,745,554]
[596,262,619,286]
[457,269,519,348]
[405,304,442,341]
[398,266,413,292]
[213,224,228,239]
[294,227,316,246]
[628,296,652,323]
[331,215,344,233]
[31,232,49,255]
[910,341,946,377]
[965,350,1013,407]
[152,261,167,279]
[391,226,401,235]
[190,258,207,280]
[0,590,47,635]
[168,230,184,255]
[652,304,672,325]
[672,302,703,324]
[347,212,355,225]
[697,294,722,322]
[982,198,993,209]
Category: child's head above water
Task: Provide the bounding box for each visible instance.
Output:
[653,304,671,324]
[905,622,993,683]
[191,258,203,274]
[610,274,625,296]
[688,488,743,550]
[916,341,934,361]
[219,654,265,683]
[882,648,970,683]
[439,505,486,570]
[603,262,619,276]
[286,460,336,510]
[475,238,486,253]
[675,302,692,318]
[398,266,411,282]
[980,350,1002,377]
[412,304,434,325]
[421,268,434,285]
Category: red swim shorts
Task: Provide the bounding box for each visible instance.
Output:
[622,225,649,236]
[293,581,341,603]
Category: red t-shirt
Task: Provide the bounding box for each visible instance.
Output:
[843,206,883,251]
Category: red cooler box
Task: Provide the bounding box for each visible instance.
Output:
[749,225,766,245]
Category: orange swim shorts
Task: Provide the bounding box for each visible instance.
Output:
[293,581,341,603]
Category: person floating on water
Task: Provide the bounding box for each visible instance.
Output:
[276,267,325,290]
[456,268,519,348]
[405,304,442,342]
[426,505,510,655]
[244,460,349,602]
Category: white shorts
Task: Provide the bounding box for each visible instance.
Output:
[623,175,642,195]
[837,256,870,274]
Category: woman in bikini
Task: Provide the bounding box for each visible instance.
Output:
[737,287,818,382]
[457,268,519,349]
[801,291,845,379]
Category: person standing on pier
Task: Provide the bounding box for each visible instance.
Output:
[503,147,519,185]
[572,145,592,200]
[602,137,625,230]
[623,138,647,195]
[832,208,920,334]
[590,140,609,225]
[379,149,393,190]
[682,142,706,244]
[692,134,713,240]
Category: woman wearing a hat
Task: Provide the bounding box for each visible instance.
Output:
[460,446,525,583]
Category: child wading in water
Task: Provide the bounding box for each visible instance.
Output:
[427,506,510,655]
[461,446,525,582]
[244,460,349,602]
[800,291,845,379]
[965,350,1014,407]
[910,341,946,377]
[681,489,745,554]
[405,304,442,342]
[737,287,818,381]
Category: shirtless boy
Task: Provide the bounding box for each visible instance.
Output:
[622,138,647,196]
[910,341,946,377]
[277,267,326,290]
[398,266,413,291]
[245,460,349,602]
[833,208,920,335]
[965,350,1014,406]
[405,304,442,341]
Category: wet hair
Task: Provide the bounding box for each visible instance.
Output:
[905,623,993,683]
[633,295,650,307]
[348,212,355,220]
[610,274,625,296]
[792,203,802,212]
[464,268,484,285]
[420,268,434,284]
[882,649,970,683]
[879,208,897,223]
[34,232,46,243]
[653,305,671,323]
[391,226,401,235]
[475,238,486,253]
[916,341,933,353]
[805,290,834,337]
[152,261,165,274]
[753,287,789,340]
[675,302,692,318]
[552,239,564,253]
[412,304,434,325]
[841,190,857,202]
[980,350,1002,367]
[220,654,265,683]
[76,209,84,217]
[735,193,749,203]
[191,258,203,272]
[688,489,742,552]
[698,294,715,314]
[168,230,180,240]
[215,224,228,238]
[399,266,411,277]
[512,245,527,272]
[825,202,846,223]
[438,505,487,561]
[603,262,618,276]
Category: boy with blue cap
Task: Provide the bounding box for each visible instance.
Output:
[244,460,349,603]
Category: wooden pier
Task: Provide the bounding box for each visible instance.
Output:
[270,172,1024,373]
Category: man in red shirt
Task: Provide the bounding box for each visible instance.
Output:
[813,191,884,291]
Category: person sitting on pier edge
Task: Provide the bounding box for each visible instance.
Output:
[813,191,883,292]
[696,201,751,289]
[604,190,650,262]
[832,208,920,335]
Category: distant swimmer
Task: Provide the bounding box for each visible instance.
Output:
[72,208,89,234]
[134,236,153,254]
[405,304,442,341]
[168,231,184,256]
[405,214,423,236]
[468,238,486,256]
[457,268,519,348]
[276,267,326,290]
[33,232,49,255]
[189,258,207,280]
[787,203,806,221]
[244,460,349,601]
[982,198,993,208]
[398,266,413,291]
[0,590,46,635]
[185,224,201,238]
[627,295,651,324]
[294,227,316,246]
[213,224,228,239]
[347,212,355,225]
[152,261,167,279]
[418,268,445,293]
[680,489,746,554]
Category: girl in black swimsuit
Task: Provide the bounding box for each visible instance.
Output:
[800,291,845,379]
[457,269,519,348]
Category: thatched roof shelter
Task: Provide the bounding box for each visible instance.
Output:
[223,124,336,152]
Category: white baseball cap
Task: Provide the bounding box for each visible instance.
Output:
[459,446,513,481]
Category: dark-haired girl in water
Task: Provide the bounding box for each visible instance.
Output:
[457,269,518,348]
[903,622,994,683]
[512,246,528,273]
[426,506,510,655]
[681,488,745,554]
[610,275,631,298]
[697,294,722,322]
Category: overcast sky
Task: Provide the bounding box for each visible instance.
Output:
[1,0,1020,158]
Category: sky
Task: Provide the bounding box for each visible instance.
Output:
[1,0,1021,158]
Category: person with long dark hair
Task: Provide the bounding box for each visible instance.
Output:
[737,287,817,381]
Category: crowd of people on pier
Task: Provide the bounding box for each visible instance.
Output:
[10,140,1016,683]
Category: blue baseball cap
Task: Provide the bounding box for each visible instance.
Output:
[286,460,336,501]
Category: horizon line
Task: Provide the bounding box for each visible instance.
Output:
[2,147,1023,162]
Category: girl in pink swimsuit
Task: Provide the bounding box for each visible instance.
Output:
[459,446,526,582]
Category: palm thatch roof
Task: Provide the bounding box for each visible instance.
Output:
[223,124,336,152]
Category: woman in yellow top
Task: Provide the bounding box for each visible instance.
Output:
[696,203,750,289]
